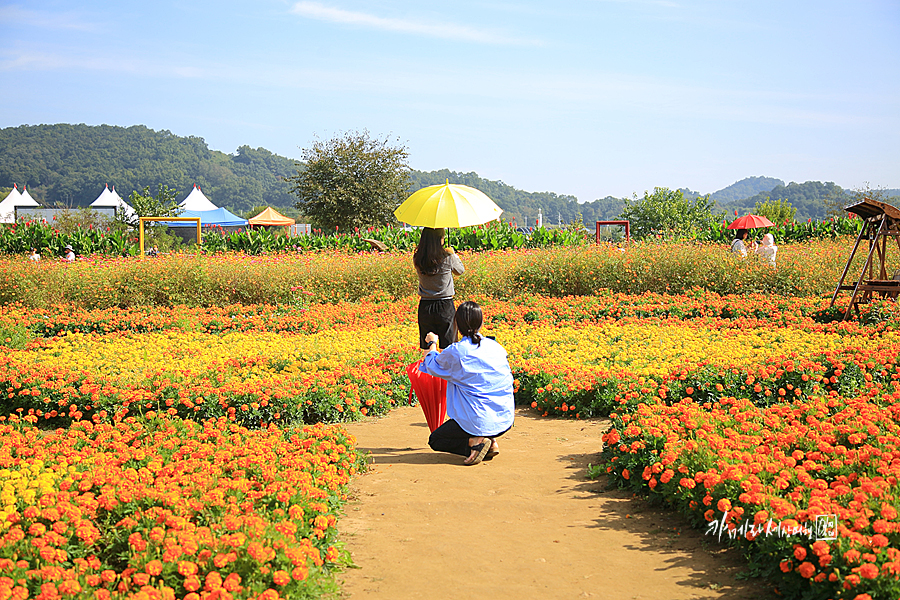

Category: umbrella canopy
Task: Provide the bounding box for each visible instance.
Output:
[405,359,447,432]
[727,214,775,229]
[395,180,502,228]
[249,207,295,226]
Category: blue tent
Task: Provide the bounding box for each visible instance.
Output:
[161,208,248,228]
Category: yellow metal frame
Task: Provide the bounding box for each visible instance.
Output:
[139,217,201,254]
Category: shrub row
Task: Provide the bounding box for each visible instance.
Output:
[0,238,866,309]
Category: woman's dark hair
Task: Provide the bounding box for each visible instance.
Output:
[413,227,448,275]
[455,301,483,346]
[734,229,749,241]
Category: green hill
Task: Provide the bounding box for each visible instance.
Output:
[0,124,298,213]
[711,176,784,203]
[0,124,625,225]
[1,124,896,225]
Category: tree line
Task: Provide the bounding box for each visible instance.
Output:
[1,124,897,226]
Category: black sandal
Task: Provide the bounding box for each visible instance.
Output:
[465,440,491,465]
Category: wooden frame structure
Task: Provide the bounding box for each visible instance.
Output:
[829,198,900,320]
[138,217,201,254]
[595,220,630,244]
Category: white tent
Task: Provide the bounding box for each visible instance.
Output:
[0,185,22,223]
[91,184,114,205]
[18,186,39,207]
[180,185,218,212]
[90,184,136,220]
[0,184,38,223]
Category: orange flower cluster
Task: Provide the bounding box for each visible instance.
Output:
[602,386,900,597]
[0,414,359,600]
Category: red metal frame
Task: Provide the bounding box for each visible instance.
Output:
[595,220,630,244]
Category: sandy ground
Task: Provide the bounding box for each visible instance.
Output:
[338,406,776,600]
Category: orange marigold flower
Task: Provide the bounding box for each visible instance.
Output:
[204,572,223,591]
[183,576,201,593]
[177,561,197,577]
[144,560,163,577]
[858,563,879,580]
[797,562,815,579]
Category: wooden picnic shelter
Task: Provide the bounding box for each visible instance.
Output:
[830,197,900,320]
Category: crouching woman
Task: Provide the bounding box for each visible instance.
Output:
[421,301,514,465]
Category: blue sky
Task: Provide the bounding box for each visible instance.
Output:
[1,0,898,201]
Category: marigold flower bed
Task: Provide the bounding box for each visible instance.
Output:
[0,415,362,600]
[0,293,898,599]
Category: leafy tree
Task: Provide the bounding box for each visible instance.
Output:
[734,181,848,221]
[127,185,182,227]
[831,183,900,218]
[618,187,717,240]
[754,198,796,226]
[287,130,410,231]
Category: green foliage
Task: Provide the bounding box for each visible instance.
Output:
[843,182,900,216]
[728,181,850,221]
[753,198,796,226]
[619,187,717,240]
[0,124,297,212]
[53,206,119,236]
[0,238,860,309]
[0,217,139,258]
[287,130,410,231]
[127,184,182,223]
[197,221,588,255]
[126,185,184,251]
[696,214,862,243]
[709,176,784,203]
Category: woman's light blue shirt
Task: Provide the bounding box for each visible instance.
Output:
[420,337,515,436]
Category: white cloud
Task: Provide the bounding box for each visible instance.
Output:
[288,2,543,46]
[0,5,97,31]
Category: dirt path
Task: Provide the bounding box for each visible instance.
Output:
[339,406,774,600]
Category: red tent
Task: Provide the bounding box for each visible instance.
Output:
[406,360,446,432]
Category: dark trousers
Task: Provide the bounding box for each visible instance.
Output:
[428,418,511,457]
[418,298,456,349]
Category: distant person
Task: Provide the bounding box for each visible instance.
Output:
[421,301,514,465]
[148,245,159,257]
[730,229,752,258]
[29,247,40,262]
[63,245,76,262]
[414,227,464,350]
[756,233,777,267]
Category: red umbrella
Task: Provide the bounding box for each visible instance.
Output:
[727,214,775,229]
[406,359,447,432]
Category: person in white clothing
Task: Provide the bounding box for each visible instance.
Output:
[756,233,777,267]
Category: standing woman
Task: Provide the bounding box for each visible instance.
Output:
[414,227,464,349]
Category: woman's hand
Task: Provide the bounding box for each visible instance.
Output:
[446,246,455,254]
[424,332,439,348]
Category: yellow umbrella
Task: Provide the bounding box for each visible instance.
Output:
[394,180,503,228]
